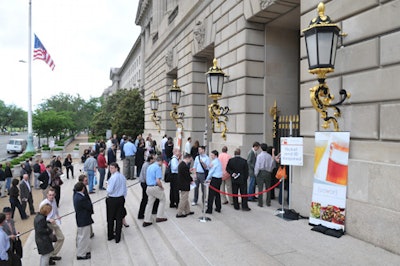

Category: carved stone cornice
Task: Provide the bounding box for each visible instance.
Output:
[135,0,151,26]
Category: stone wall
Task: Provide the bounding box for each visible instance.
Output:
[298,0,400,254]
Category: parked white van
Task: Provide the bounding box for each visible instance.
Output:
[7,139,27,154]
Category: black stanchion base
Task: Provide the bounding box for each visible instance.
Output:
[275,208,300,221]
[198,216,211,223]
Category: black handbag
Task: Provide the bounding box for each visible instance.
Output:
[51,233,58,242]
[13,237,23,258]
[164,162,172,183]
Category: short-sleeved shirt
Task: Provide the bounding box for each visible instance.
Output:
[146,163,162,186]
[0,227,9,260]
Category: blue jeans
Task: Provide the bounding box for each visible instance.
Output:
[6,177,12,191]
[248,175,256,200]
[98,168,106,189]
[87,170,95,192]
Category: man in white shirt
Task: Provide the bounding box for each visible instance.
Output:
[184,137,192,156]
[39,188,64,264]
[160,134,168,160]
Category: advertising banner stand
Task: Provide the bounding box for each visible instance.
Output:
[309,132,350,238]
[276,137,303,220]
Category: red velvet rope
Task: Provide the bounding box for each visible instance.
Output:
[208,178,282,198]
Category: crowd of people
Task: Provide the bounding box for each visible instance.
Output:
[0,133,287,265]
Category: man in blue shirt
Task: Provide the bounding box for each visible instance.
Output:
[0,213,10,264]
[205,150,223,214]
[106,162,127,243]
[143,157,167,227]
[123,137,137,180]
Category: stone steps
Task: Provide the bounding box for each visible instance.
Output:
[21,161,400,265]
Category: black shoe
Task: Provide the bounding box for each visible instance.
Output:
[234,207,240,210]
[86,252,91,258]
[108,235,115,241]
[156,218,167,223]
[90,233,95,238]
[169,204,177,208]
[49,259,56,265]
[115,237,121,243]
[77,255,90,260]
[176,214,187,218]
[205,210,212,214]
[123,223,130,227]
[50,256,61,261]
[215,208,221,213]
[242,208,251,211]
[143,222,152,227]
[187,211,195,215]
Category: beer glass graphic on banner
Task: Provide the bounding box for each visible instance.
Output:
[326,135,349,185]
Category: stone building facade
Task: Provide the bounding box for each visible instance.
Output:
[123,0,400,254]
[103,37,142,97]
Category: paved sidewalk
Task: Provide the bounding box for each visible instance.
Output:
[18,156,400,266]
[10,133,400,265]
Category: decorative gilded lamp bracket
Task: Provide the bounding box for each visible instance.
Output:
[170,106,184,130]
[310,76,351,131]
[151,112,161,133]
[208,98,229,140]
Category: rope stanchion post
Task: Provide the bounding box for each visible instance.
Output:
[198,181,211,222]
[276,178,285,216]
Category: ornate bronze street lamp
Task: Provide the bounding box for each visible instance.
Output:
[303,2,350,131]
[169,79,184,129]
[149,91,162,132]
[206,58,229,140]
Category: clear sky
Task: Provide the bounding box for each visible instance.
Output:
[0,0,140,111]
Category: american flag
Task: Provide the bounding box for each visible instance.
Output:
[33,34,55,70]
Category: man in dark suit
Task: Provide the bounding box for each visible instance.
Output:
[226,148,251,211]
[73,182,94,260]
[20,173,36,215]
[38,165,52,199]
[107,144,117,179]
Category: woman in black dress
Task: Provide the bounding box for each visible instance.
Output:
[63,154,74,179]
[135,139,146,178]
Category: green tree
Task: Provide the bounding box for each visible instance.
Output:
[0,100,27,131]
[37,93,100,134]
[33,110,74,143]
[91,88,144,137]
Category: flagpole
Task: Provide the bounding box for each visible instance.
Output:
[26,0,34,152]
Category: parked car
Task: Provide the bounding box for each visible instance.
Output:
[6,139,27,154]
[10,132,19,136]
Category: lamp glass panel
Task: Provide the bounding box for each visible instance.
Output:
[331,33,338,66]
[217,75,224,94]
[150,100,158,111]
[317,31,334,66]
[169,90,180,105]
[305,33,317,68]
[210,75,220,95]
